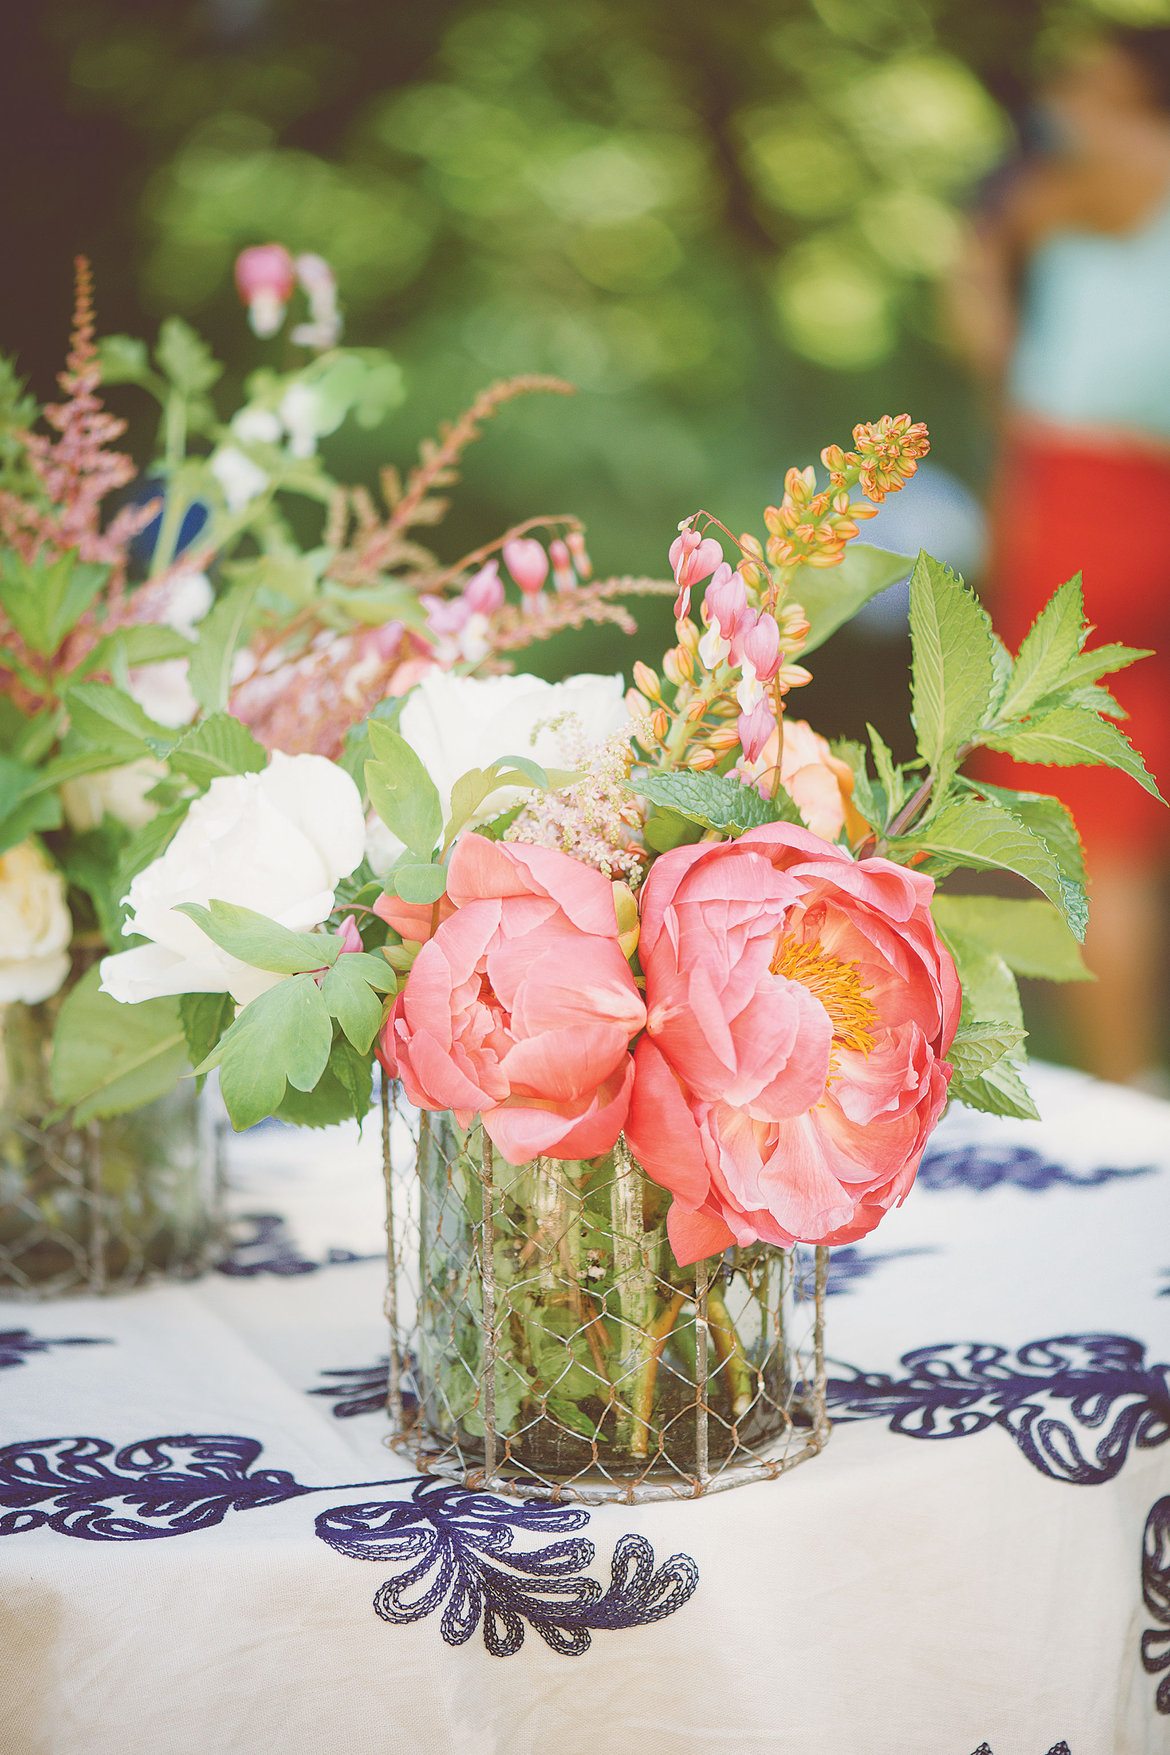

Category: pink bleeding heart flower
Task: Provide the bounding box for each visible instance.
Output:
[463,559,506,616]
[669,530,724,621]
[566,530,592,579]
[625,822,960,1266]
[702,565,749,640]
[234,244,296,338]
[549,539,575,593]
[736,699,776,763]
[736,610,781,681]
[380,833,646,1163]
[502,539,550,599]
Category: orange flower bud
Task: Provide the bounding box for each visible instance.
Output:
[687,746,719,770]
[663,645,693,686]
[676,617,701,653]
[707,723,742,752]
[651,707,670,742]
[739,532,764,561]
[685,695,709,723]
[633,661,661,702]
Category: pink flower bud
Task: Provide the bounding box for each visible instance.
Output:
[737,700,777,765]
[335,914,363,955]
[702,565,748,640]
[502,539,549,597]
[566,530,592,579]
[234,244,296,338]
[463,559,505,616]
[549,538,575,593]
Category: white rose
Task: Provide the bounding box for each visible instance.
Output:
[364,669,630,874]
[99,752,366,1008]
[60,757,168,833]
[0,841,72,1004]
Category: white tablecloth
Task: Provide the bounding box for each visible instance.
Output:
[2,1063,1168,1755]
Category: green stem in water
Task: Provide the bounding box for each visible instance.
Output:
[707,1288,753,1419]
[609,1136,659,1457]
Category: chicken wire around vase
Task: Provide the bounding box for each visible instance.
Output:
[379,1081,828,1503]
[0,999,225,1298]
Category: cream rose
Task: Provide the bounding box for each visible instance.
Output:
[99,751,365,1008]
[60,758,168,833]
[0,841,72,1004]
[364,669,630,873]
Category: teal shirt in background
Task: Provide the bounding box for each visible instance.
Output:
[1009,189,1170,441]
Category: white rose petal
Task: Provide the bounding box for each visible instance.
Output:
[99,751,365,1008]
[210,446,270,513]
[126,659,200,730]
[364,670,629,874]
[232,407,283,445]
[0,841,72,1005]
[60,758,167,833]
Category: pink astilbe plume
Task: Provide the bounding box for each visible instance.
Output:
[0,257,156,592]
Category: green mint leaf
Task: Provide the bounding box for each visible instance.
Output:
[634,767,792,834]
[982,706,1165,803]
[155,316,223,396]
[175,899,340,974]
[946,1020,1028,1081]
[961,781,1086,886]
[931,894,1091,983]
[73,624,194,682]
[167,712,267,787]
[994,574,1086,723]
[865,723,905,820]
[1038,640,1152,694]
[949,1055,1040,1121]
[0,549,109,656]
[796,543,913,655]
[908,551,998,779]
[365,719,443,857]
[891,796,1087,940]
[64,681,174,760]
[186,582,257,714]
[97,333,163,394]
[50,967,188,1123]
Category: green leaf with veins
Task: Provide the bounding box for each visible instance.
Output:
[167,712,267,786]
[796,543,914,655]
[50,967,188,1123]
[187,582,257,714]
[365,719,443,857]
[908,552,999,779]
[64,681,174,759]
[981,707,1165,802]
[931,895,1091,983]
[175,900,341,974]
[197,974,333,1130]
[946,1021,1028,1080]
[321,956,389,1052]
[892,797,1087,940]
[634,767,795,833]
[962,781,1086,886]
[994,574,1086,723]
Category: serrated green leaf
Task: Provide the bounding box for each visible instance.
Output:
[320,957,386,1052]
[947,1021,1028,1080]
[97,333,162,393]
[392,862,449,905]
[908,552,998,776]
[365,721,443,858]
[931,894,1091,983]
[205,974,333,1129]
[983,706,1165,803]
[949,1055,1041,1121]
[178,991,235,1073]
[995,574,1086,723]
[634,767,790,834]
[829,739,882,832]
[186,582,257,713]
[167,713,267,787]
[963,781,1086,886]
[176,899,340,974]
[73,623,194,682]
[1038,640,1151,694]
[865,723,904,821]
[50,967,188,1122]
[65,681,174,759]
[796,543,913,655]
[0,549,108,656]
[893,796,1087,939]
[155,316,222,396]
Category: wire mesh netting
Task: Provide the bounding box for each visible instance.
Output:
[0,1001,225,1299]
[379,1079,828,1503]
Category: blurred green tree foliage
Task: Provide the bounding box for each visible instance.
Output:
[0,0,1152,602]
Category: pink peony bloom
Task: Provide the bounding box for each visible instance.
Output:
[625,822,959,1265]
[381,833,646,1163]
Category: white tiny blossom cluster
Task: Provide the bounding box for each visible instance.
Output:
[505,715,647,886]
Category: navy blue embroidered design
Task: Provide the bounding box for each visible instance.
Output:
[1142,1495,1170,1713]
[918,1140,1152,1193]
[1157,1269,1170,1298]
[0,1330,108,1371]
[315,1478,699,1656]
[969,1744,1070,1754]
[216,1212,378,1278]
[308,1358,418,1420]
[795,1244,934,1296]
[826,1334,1170,1484]
[0,1434,313,1539]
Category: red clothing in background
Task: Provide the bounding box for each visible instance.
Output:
[981,427,1170,864]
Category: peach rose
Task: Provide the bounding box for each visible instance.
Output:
[380,833,646,1164]
[625,821,959,1265]
[739,718,869,842]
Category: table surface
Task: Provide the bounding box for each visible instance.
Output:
[2,1062,1168,1755]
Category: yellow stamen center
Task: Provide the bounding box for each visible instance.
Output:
[771,934,877,1058]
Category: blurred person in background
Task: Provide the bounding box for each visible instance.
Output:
[946,23,1170,1089]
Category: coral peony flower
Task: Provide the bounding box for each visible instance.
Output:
[382,833,646,1164]
[625,822,959,1264]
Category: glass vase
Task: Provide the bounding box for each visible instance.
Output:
[0,998,223,1297]
[386,1100,828,1501]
